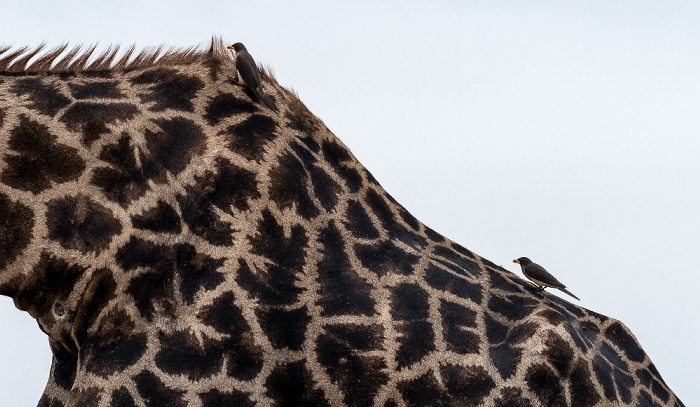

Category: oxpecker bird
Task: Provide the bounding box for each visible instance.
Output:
[227,42,279,112]
[513,257,580,300]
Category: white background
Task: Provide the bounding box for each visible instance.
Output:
[0,1,697,405]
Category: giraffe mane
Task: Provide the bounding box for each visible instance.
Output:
[0,37,235,74]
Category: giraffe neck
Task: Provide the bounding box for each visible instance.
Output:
[0,42,683,407]
[0,47,427,369]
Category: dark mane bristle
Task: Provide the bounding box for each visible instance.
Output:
[0,37,232,74]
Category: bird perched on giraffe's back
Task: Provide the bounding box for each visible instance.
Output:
[513,257,580,300]
[227,42,278,112]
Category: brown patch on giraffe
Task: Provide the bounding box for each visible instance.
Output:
[487,319,539,380]
[397,371,448,406]
[424,264,482,304]
[424,225,446,242]
[307,161,342,211]
[433,245,482,277]
[48,339,78,390]
[316,221,375,317]
[484,313,509,344]
[155,329,227,381]
[298,133,321,152]
[494,388,533,407]
[508,321,540,344]
[488,269,524,294]
[131,68,205,112]
[566,321,598,354]
[645,363,672,403]
[317,324,389,407]
[256,305,312,350]
[199,389,255,407]
[144,117,207,175]
[221,113,278,161]
[268,151,319,219]
[11,253,86,318]
[196,291,265,380]
[177,156,260,245]
[364,189,427,248]
[284,91,320,135]
[117,238,176,321]
[322,139,363,192]
[390,283,435,368]
[131,200,182,234]
[525,363,567,406]
[542,331,574,376]
[46,195,123,254]
[1,114,86,193]
[441,300,480,354]
[489,343,523,380]
[204,92,257,125]
[0,193,34,272]
[439,364,497,406]
[614,369,636,403]
[81,326,148,378]
[92,134,158,207]
[537,308,567,325]
[10,77,71,116]
[68,80,125,99]
[59,101,139,145]
[593,355,618,402]
[239,210,308,307]
[133,370,187,407]
[354,240,420,277]
[116,238,225,318]
[111,387,136,407]
[605,321,646,363]
[344,199,380,239]
[569,358,601,407]
[487,293,539,321]
[264,360,330,406]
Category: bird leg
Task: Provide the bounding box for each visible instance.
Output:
[227,75,240,85]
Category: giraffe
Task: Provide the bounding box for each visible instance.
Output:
[0,39,684,407]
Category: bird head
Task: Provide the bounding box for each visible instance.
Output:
[227,42,246,53]
[513,257,532,265]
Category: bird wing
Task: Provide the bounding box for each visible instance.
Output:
[524,263,565,288]
[235,51,263,90]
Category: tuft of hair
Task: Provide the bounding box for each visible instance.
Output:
[259,63,277,83]
[0,46,29,71]
[284,87,321,136]
[0,36,235,74]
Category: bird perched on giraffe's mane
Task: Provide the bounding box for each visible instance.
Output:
[513,257,580,300]
[227,42,278,112]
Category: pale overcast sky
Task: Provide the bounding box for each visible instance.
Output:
[1,1,698,405]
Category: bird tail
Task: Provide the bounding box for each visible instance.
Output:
[558,287,580,301]
[259,89,279,112]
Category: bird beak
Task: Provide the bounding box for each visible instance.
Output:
[513,259,520,264]
[227,45,235,50]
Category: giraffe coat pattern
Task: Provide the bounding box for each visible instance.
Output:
[0,40,684,407]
